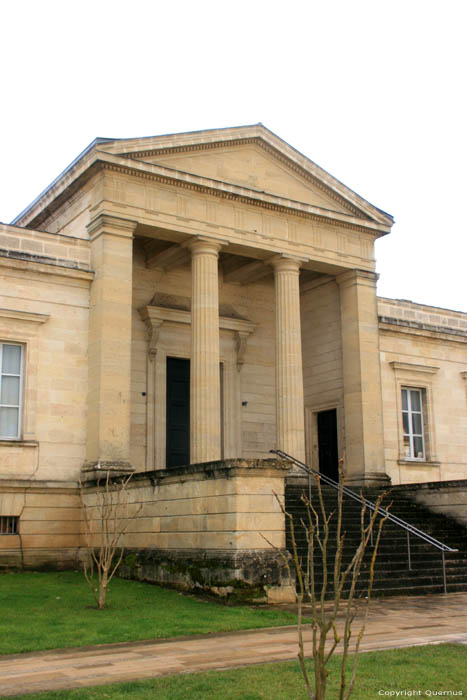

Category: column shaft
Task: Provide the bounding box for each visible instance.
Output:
[273,258,305,462]
[189,238,222,463]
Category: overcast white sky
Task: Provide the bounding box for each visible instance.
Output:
[1,0,466,311]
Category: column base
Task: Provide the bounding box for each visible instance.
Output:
[344,472,392,488]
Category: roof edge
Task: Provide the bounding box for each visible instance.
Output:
[11,137,115,225]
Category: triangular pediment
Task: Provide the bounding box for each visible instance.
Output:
[13,125,394,230]
[97,125,393,225]
[129,144,356,216]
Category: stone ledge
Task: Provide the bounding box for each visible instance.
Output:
[397,460,441,468]
[379,316,467,341]
[0,478,78,491]
[0,440,39,448]
[81,459,289,488]
[136,459,290,484]
[390,479,467,492]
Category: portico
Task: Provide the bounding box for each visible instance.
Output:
[61,125,394,486]
[8,124,395,493]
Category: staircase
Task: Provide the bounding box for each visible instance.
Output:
[285,482,467,598]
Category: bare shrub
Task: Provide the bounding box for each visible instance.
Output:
[80,470,141,609]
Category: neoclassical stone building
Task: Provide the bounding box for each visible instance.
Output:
[1,125,466,586]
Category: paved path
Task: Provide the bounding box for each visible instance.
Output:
[1,593,467,697]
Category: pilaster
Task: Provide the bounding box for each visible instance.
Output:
[84,214,137,470]
[337,269,389,486]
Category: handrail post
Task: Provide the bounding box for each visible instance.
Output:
[442,550,447,594]
[407,531,412,570]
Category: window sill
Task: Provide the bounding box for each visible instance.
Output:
[0,440,39,448]
[397,459,440,468]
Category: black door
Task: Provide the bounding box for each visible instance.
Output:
[317,409,339,481]
[166,357,190,468]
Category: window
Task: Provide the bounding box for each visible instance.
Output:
[0,516,19,535]
[0,343,23,440]
[401,388,425,460]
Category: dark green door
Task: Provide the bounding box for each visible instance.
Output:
[317,409,339,481]
[166,357,190,468]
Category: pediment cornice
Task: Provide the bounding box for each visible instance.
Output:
[13,125,394,236]
[99,153,390,234]
[104,124,393,226]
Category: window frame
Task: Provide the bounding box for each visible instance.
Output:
[0,515,19,535]
[0,342,24,441]
[401,387,425,461]
[389,361,439,466]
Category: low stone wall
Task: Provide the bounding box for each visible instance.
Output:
[390,480,467,529]
[82,458,294,602]
[0,479,81,569]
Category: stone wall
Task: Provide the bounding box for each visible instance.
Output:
[0,223,92,482]
[378,298,467,485]
[82,459,293,601]
[0,479,81,568]
[391,480,467,529]
[0,223,91,269]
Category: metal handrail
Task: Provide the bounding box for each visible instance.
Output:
[271,449,458,594]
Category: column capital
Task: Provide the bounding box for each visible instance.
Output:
[335,268,379,289]
[87,214,138,241]
[185,236,227,257]
[268,255,306,273]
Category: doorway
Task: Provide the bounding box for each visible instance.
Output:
[166,357,190,468]
[317,409,339,481]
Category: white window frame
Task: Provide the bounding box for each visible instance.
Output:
[0,343,24,440]
[401,387,425,460]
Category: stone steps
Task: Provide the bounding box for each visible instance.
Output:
[285,483,467,597]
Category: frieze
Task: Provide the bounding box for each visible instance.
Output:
[101,162,387,236]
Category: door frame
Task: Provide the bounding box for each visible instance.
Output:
[145,332,241,469]
[305,399,343,472]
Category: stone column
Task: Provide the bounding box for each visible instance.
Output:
[188,237,223,463]
[337,269,389,486]
[84,214,137,470]
[272,256,306,462]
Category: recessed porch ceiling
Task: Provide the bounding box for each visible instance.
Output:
[136,235,325,286]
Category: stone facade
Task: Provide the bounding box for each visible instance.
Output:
[1,125,466,587]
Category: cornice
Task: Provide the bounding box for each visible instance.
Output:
[336,268,378,288]
[140,304,256,334]
[0,254,94,282]
[140,304,256,370]
[389,361,440,374]
[379,316,467,343]
[17,161,101,230]
[14,126,394,234]
[103,124,394,225]
[0,308,50,324]
[87,213,137,240]
[98,155,391,236]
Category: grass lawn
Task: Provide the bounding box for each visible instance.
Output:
[11,644,467,699]
[0,571,299,655]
